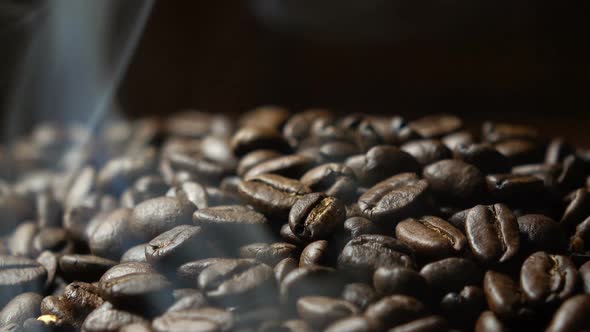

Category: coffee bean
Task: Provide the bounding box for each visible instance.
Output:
[423,159,486,206]
[36,191,62,228]
[409,114,462,139]
[97,149,157,196]
[237,150,284,177]
[237,174,311,219]
[279,223,306,245]
[32,227,74,257]
[121,176,169,208]
[82,302,148,332]
[345,146,420,187]
[364,295,427,331]
[453,143,511,174]
[560,188,590,230]
[300,163,357,203]
[167,181,209,210]
[0,194,35,236]
[373,267,428,301]
[176,258,233,285]
[319,142,361,163]
[465,204,520,264]
[439,286,486,329]
[119,323,154,332]
[296,296,358,328]
[400,139,452,167]
[280,266,345,308]
[338,235,415,280]
[88,208,136,260]
[299,240,329,267]
[520,251,578,306]
[146,225,209,271]
[342,217,379,240]
[341,283,377,310]
[442,131,474,151]
[230,126,291,157]
[121,244,149,263]
[0,292,42,327]
[239,106,290,131]
[36,251,57,288]
[193,205,272,245]
[59,255,116,282]
[166,291,208,312]
[395,216,466,259]
[274,258,298,283]
[40,295,76,327]
[153,308,233,332]
[0,255,46,305]
[483,271,527,320]
[325,316,371,332]
[580,261,590,293]
[244,154,315,179]
[289,193,345,241]
[8,222,37,257]
[283,110,334,147]
[129,197,196,241]
[161,152,227,186]
[546,294,590,332]
[388,315,448,332]
[62,282,104,318]
[495,139,544,165]
[99,262,157,285]
[475,310,507,332]
[358,173,430,225]
[420,258,481,297]
[239,242,298,267]
[198,259,275,306]
[517,214,566,253]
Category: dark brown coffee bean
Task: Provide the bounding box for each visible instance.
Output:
[166,291,208,313]
[520,251,578,306]
[99,262,157,284]
[300,163,357,203]
[296,296,358,328]
[580,261,590,293]
[495,139,544,165]
[420,258,482,297]
[9,222,37,257]
[442,131,474,151]
[358,173,430,225]
[129,197,196,241]
[193,205,272,245]
[146,225,208,270]
[237,150,283,177]
[237,174,311,219]
[345,146,420,187]
[176,258,233,285]
[325,316,371,332]
[300,240,329,267]
[279,223,306,245]
[280,266,345,308]
[62,282,104,318]
[465,204,520,264]
[121,244,149,263]
[557,155,586,194]
[319,142,361,163]
[400,139,452,167]
[239,242,298,267]
[88,208,136,260]
[283,109,334,147]
[58,255,116,282]
[36,251,57,288]
[289,193,345,241]
[475,310,507,332]
[119,323,154,332]
[439,286,486,329]
[97,149,157,196]
[388,315,448,332]
[453,143,511,174]
[161,152,227,186]
[152,308,231,332]
[40,295,77,327]
[365,295,427,331]
[198,259,275,306]
[338,235,415,281]
[37,191,62,228]
[167,181,209,210]
[482,122,540,144]
[343,217,379,240]
[239,105,290,131]
[409,114,462,139]
[0,194,35,236]
[0,255,46,305]
[0,292,42,327]
[99,272,173,317]
[486,173,546,207]
[395,216,466,259]
[570,216,590,254]
[32,227,74,257]
[423,159,486,206]
[561,188,590,230]
[517,214,566,252]
[230,126,291,157]
[339,283,376,311]
[373,267,428,301]
[546,294,590,332]
[483,271,527,320]
[274,258,298,283]
[82,302,148,332]
[244,154,315,179]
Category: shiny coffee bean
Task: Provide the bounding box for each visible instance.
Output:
[58,255,116,282]
[88,208,136,260]
[409,114,462,139]
[296,296,358,328]
[121,244,149,263]
[342,217,379,240]
[279,266,345,308]
[453,143,511,174]
[146,225,209,270]
[153,307,232,332]
[274,258,298,283]
[483,270,527,320]
[0,292,42,327]
[62,282,104,318]
[0,255,47,305]
[517,214,566,253]
[520,251,578,306]
[465,204,520,264]
[400,139,452,167]
[99,263,157,284]
[388,315,448,332]
[237,150,283,177]
[341,283,377,310]
[300,240,330,267]
[231,126,291,157]
[395,216,466,259]
[345,145,420,187]
[82,302,148,332]
[129,196,196,241]
[289,193,345,241]
[423,159,486,207]
[166,181,209,210]
[546,294,590,332]
[420,258,482,297]
[325,316,371,332]
[373,267,428,301]
[486,173,546,207]
[300,163,357,203]
[244,154,315,179]
[239,242,298,266]
[475,310,507,332]
[364,295,427,331]
[560,188,590,230]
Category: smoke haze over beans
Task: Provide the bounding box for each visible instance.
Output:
[0,108,589,331]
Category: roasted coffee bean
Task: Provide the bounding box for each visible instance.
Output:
[203,187,240,207]
[442,131,474,151]
[36,251,57,288]
[342,217,379,240]
[338,235,415,280]
[121,176,169,208]
[198,259,275,306]
[388,315,448,332]
[244,154,315,179]
[230,126,291,157]
[345,146,420,187]
[167,291,208,312]
[465,204,520,264]
[341,283,377,310]
[99,272,173,317]
[280,266,345,308]
[373,267,428,300]
[486,173,546,207]
[319,142,361,163]
[0,194,35,236]
[193,205,272,246]
[400,139,452,167]
[546,294,590,332]
[129,197,196,241]
[364,295,427,331]
[475,310,507,332]
[517,214,566,252]
[274,258,298,283]
[82,302,148,332]
[176,258,233,285]
[239,242,297,267]
[121,244,148,263]
[283,109,333,147]
[560,188,590,230]
[8,222,37,257]
[395,216,466,259]
[580,261,590,293]
[237,150,283,177]
[299,240,329,267]
[358,173,430,225]
[483,271,527,320]
[520,251,578,306]
[279,223,306,245]
[237,174,311,219]
[166,181,209,210]
[453,143,511,174]
[422,159,486,206]
[99,262,157,285]
[409,114,462,139]
[62,282,104,318]
[289,193,345,241]
[545,138,575,165]
[239,105,290,131]
[40,295,76,327]
[32,227,73,256]
[58,255,116,282]
[482,122,541,144]
[146,225,208,270]
[0,292,42,327]
[97,149,157,196]
[153,308,233,332]
[87,208,136,260]
[556,155,586,194]
[0,255,46,305]
[570,216,590,254]
[325,316,372,332]
[36,191,62,228]
[439,286,486,329]
[296,296,358,328]
[161,152,227,186]
[119,323,154,332]
[420,258,481,297]
[495,139,544,165]
[300,163,357,203]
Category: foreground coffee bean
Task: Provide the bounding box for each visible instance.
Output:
[145,225,208,270]
[483,270,528,320]
[0,292,42,327]
[420,257,482,297]
[520,251,578,306]
[395,216,466,259]
[193,205,271,246]
[296,296,358,328]
[0,255,46,305]
[129,196,196,240]
[423,159,487,206]
[58,255,117,282]
[364,295,427,331]
[546,294,590,332]
[289,193,345,241]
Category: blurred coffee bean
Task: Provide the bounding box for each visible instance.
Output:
[325,316,372,332]
[423,159,487,207]
[546,294,590,332]
[129,197,196,241]
[475,310,507,332]
[453,143,511,174]
[341,283,377,310]
[0,292,42,327]
[517,214,566,253]
[146,225,209,271]
[299,240,330,267]
[400,139,452,167]
[9,222,37,257]
[409,114,462,139]
[239,242,297,266]
[88,208,136,260]
[420,258,481,297]
[59,255,116,282]
[296,296,358,329]
[345,146,420,187]
[300,163,357,203]
[440,286,486,329]
[364,295,427,331]
[373,267,428,301]
[231,126,291,157]
[388,316,448,332]
[237,150,283,177]
[82,302,148,332]
[0,255,46,305]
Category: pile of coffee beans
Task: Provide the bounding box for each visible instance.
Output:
[0,108,589,331]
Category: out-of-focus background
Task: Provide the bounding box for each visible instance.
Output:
[1,1,589,144]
